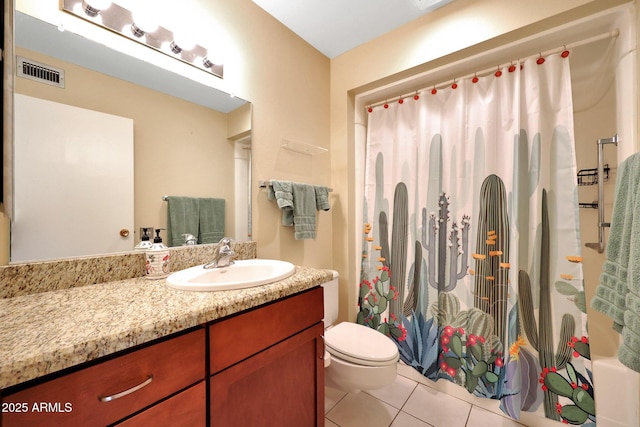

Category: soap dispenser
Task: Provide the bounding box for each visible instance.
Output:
[135,227,153,251]
[145,229,170,280]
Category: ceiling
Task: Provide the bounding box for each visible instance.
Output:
[251,0,454,58]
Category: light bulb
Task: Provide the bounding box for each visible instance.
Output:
[130,10,159,37]
[172,33,196,52]
[83,0,112,17]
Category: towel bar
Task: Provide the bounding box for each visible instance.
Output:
[258,180,333,192]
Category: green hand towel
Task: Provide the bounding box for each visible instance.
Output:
[591,152,640,372]
[292,183,317,240]
[315,186,331,211]
[199,198,225,244]
[270,180,294,226]
[166,196,200,247]
[618,153,640,372]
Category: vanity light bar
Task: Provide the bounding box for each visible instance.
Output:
[61,0,223,79]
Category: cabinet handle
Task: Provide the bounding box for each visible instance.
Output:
[98,375,154,402]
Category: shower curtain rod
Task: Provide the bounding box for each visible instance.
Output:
[367,29,620,109]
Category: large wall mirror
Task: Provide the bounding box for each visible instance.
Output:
[11,6,251,263]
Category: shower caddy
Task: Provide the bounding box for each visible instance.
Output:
[578,135,618,253]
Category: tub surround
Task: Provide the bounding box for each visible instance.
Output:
[0,242,330,390]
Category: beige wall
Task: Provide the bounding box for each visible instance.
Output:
[167,0,333,268]
[329,0,631,323]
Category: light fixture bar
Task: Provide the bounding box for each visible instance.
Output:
[62,0,223,79]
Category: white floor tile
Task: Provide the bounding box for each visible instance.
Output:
[365,374,418,409]
[397,363,438,389]
[465,406,526,427]
[391,411,435,427]
[402,384,472,427]
[325,386,348,414]
[326,391,399,427]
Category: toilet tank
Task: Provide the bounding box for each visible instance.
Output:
[322,270,339,328]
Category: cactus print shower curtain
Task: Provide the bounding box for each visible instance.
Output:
[359,53,595,426]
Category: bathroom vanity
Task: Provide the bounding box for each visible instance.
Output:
[0,249,329,426]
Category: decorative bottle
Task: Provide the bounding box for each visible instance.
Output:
[135,227,153,251]
[145,229,170,280]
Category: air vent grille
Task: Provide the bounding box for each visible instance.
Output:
[17,56,65,88]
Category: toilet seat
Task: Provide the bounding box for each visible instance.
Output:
[325,322,399,367]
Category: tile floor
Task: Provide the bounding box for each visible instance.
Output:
[324,362,561,427]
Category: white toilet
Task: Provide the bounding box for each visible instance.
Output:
[322,270,399,393]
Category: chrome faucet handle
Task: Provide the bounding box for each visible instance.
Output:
[182,233,197,245]
[203,238,235,269]
[218,237,233,247]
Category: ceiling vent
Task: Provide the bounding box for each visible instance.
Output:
[16,56,65,88]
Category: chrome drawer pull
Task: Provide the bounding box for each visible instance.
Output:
[98,375,154,402]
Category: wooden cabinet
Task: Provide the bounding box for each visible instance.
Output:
[1,287,324,427]
[209,287,325,427]
[2,328,205,427]
[116,381,206,427]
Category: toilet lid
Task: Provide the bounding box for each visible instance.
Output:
[325,322,399,367]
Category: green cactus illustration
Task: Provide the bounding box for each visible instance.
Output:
[378,183,409,318]
[356,261,406,340]
[403,241,425,316]
[513,131,541,272]
[555,280,587,314]
[472,174,510,344]
[539,337,595,426]
[518,189,575,421]
[421,193,470,293]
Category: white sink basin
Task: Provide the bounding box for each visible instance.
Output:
[166,259,296,291]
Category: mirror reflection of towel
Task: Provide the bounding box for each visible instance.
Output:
[166,196,225,246]
[199,198,226,244]
[167,196,200,247]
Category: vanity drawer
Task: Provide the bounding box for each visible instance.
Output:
[2,328,205,427]
[209,286,323,374]
[116,381,206,427]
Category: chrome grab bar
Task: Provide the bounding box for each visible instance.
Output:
[585,135,618,253]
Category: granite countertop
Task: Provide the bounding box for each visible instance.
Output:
[0,266,332,390]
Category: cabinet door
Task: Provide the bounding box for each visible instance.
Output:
[210,322,324,427]
[2,329,205,427]
[209,287,323,374]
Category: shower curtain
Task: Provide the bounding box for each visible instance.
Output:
[358,53,594,426]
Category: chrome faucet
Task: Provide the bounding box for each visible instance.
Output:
[182,233,197,245]
[204,237,235,269]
